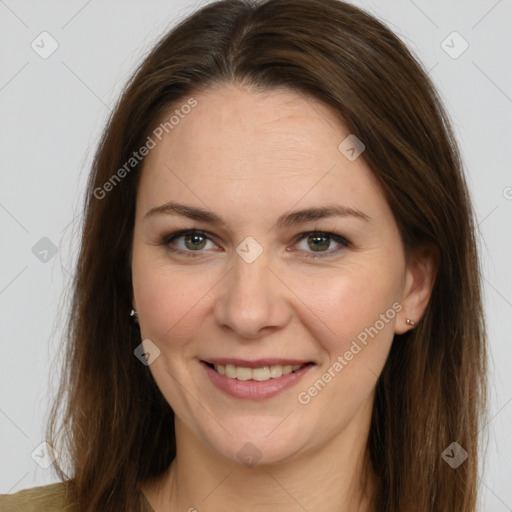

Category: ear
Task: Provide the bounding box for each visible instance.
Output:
[395,243,439,334]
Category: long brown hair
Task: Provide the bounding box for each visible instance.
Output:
[47,0,487,510]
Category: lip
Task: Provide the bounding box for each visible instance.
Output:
[200,360,316,401]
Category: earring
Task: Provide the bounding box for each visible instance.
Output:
[406,318,415,327]
[130,308,138,318]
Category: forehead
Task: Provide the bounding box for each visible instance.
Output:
[137,83,387,222]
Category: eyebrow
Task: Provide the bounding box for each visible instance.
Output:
[144,201,370,229]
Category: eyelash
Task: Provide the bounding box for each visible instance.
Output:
[160,229,351,260]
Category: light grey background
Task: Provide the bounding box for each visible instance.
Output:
[0,0,511,509]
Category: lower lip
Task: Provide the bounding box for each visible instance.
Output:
[201,361,315,401]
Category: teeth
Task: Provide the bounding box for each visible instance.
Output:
[269,365,283,378]
[213,363,304,381]
[252,366,270,381]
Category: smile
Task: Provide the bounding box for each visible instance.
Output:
[209,362,306,381]
[200,360,316,400]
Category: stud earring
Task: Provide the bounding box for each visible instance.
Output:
[406,318,415,327]
[130,308,138,318]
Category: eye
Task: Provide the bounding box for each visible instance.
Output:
[161,229,351,259]
[293,231,350,259]
[162,230,218,257]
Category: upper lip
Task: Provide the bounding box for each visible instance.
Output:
[202,358,314,368]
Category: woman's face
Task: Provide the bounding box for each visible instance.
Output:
[131,83,426,465]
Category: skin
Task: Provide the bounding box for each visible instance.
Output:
[132,82,437,511]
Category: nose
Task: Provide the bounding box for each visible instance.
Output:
[213,245,292,340]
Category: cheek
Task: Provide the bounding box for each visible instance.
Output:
[292,272,401,426]
[290,262,402,363]
[131,250,211,348]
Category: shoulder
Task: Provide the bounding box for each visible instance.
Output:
[0,481,74,512]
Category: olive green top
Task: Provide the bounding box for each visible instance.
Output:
[0,482,155,511]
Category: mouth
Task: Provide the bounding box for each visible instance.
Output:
[202,361,315,382]
[200,359,316,401]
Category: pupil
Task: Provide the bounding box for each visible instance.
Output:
[309,235,329,251]
[185,233,206,250]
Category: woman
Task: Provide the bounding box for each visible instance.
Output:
[0,0,487,510]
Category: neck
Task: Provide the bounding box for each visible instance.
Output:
[141,402,377,512]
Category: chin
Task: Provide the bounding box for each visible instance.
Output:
[197,419,310,467]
